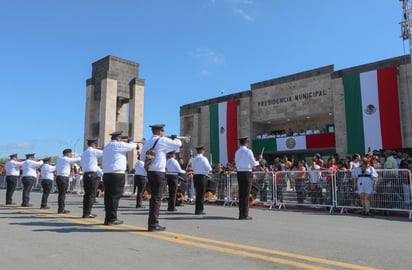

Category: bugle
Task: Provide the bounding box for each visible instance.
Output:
[174,136,190,143]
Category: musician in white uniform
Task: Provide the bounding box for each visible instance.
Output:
[55,149,81,214]
[235,136,260,220]
[40,157,55,209]
[21,153,43,207]
[191,145,212,215]
[140,124,182,231]
[81,139,103,218]
[133,146,147,209]
[166,150,185,212]
[102,131,137,225]
[5,153,23,205]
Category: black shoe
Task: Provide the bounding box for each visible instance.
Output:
[5,202,16,205]
[57,210,70,214]
[195,211,206,215]
[104,220,124,226]
[21,204,33,207]
[148,225,166,232]
[40,206,50,209]
[167,208,178,212]
[82,214,97,218]
[239,216,253,220]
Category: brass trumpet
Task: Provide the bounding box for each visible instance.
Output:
[177,136,191,143]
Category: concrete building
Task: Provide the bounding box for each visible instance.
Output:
[84,55,145,169]
[180,55,412,166]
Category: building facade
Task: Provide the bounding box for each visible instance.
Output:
[180,55,412,165]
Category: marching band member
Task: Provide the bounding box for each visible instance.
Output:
[80,139,103,218]
[133,146,147,209]
[191,145,212,215]
[40,157,55,209]
[140,124,182,232]
[166,150,185,212]
[102,131,137,225]
[55,149,81,214]
[5,153,23,205]
[21,153,43,207]
[235,136,261,220]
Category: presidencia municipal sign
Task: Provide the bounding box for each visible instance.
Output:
[252,74,332,122]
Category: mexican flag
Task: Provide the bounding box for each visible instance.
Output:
[343,66,402,154]
[209,100,238,166]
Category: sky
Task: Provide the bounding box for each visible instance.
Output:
[0,0,408,158]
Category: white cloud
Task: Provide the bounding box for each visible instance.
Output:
[234,8,253,21]
[0,142,34,151]
[229,0,254,4]
[199,69,213,77]
[190,48,226,65]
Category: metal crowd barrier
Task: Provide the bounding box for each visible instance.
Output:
[336,169,412,218]
[271,170,335,212]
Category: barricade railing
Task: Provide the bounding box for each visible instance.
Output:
[0,175,7,189]
[336,169,412,218]
[224,172,275,206]
[271,170,335,212]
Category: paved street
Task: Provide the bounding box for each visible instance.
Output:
[0,190,411,270]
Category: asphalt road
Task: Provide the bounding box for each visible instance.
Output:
[0,190,411,270]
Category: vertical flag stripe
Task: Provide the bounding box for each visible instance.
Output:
[377,67,402,149]
[209,103,219,164]
[343,74,365,154]
[226,100,238,164]
[360,70,382,153]
[306,133,335,149]
[218,102,228,165]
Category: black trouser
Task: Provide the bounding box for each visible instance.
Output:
[147,171,166,227]
[21,176,35,206]
[166,174,178,211]
[103,173,125,222]
[41,179,53,208]
[237,172,253,218]
[5,175,18,204]
[193,174,207,214]
[133,175,147,208]
[56,176,69,212]
[295,178,306,203]
[82,172,98,216]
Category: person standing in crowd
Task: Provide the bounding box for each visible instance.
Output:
[293,159,307,204]
[39,157,55,209]
[21,153,43,207]
[102,131,137,225]
[191,145,212,215]
[352,157,378,216]
[234,136,261,220]
[5,153,23,205]
[81,139,103,218]
[166,150,186,212]
[273,157,285,203]
[141,124,182,231]
[349,154,361,170]
[282,155,293,191]
[55,149,81,214]
[133,145,147,209]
